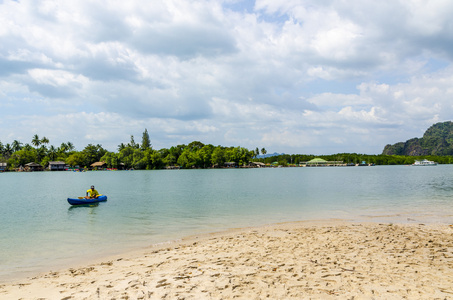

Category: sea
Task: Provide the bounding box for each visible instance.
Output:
[1,165,452,282]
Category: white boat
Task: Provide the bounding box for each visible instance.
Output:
[412,159,437,166]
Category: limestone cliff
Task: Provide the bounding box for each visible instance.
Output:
[382,121,453,156]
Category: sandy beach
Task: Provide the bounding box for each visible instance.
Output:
[1,221,453,299]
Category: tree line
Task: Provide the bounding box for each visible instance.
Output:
[256,153,453,166]
[0,129,266,170]
[2,129,453,171]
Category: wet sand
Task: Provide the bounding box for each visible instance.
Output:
[1,221,453,299]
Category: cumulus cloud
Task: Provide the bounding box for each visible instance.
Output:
[0,0,453,154]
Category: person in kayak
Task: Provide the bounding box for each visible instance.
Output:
[85,185,99,199]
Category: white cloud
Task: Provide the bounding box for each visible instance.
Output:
[1,0,453,154]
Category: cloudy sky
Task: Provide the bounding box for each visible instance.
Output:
[1,0,453,154]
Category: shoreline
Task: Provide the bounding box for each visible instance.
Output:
[1,220,453,299]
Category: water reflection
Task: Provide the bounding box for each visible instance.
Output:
[68,203,99,211]
[67,203,102,221]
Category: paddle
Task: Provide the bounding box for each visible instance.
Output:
[77,194,103,199]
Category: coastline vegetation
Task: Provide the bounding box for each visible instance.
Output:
[258,153,453,166]
[1,129,453,171]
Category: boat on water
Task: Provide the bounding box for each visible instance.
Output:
[67,195,107,205]
[412,159,437,166]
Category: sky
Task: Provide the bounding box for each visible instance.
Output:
[1,0,453,154]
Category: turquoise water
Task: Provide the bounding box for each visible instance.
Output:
[1,166,452,282]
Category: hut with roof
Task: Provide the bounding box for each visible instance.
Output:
[24,162,44,172]
[302,158,344,167]
[250,161,266,168]
[48,161,67,171]
[90,161,107,170]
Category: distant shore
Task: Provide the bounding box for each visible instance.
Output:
[1,220,453,299]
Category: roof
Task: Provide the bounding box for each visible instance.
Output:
[307,158,328,164]
[25,162,42,167]
[49,161,66,165]
[91,161,107,167]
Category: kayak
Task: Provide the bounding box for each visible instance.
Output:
[67,195,107,205]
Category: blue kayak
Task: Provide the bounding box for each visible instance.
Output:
[67,195,107,205]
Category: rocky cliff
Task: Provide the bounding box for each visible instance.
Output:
[382,121,453,156]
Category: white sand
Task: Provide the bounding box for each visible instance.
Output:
[1,221,453,299]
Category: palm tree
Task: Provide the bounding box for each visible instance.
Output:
[40,137,49,149]
[48,145,57,161]
[12,140,23,152]
[3,143,12,158]
[32,134,41,149]
[66,142,75,152]
[118,143,126,151]
[36,146,46,163]
[23,143,33,151]
[59,142,68,153]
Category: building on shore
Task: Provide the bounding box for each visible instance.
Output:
[24,162,44,171]
[300,158,345,167]
[48,161,67,171]
[90,161,107,170]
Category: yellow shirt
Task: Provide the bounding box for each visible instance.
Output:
[86,189,99,197]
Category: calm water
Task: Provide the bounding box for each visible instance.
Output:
[1,166,452,282]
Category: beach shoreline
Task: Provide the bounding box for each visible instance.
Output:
[1,220,453,299]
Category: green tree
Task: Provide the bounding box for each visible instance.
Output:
[141,128,151,150]
[211,147,225,167]
[12,140,23,152]
[128,135,139,149]
[177,150,191,168]
[188,141,204,151]
[36,146,47,163]
[261,147,267,156]
[8,148,36,168]
[59,142,69,153]
[199,145,214,168]
[66,142,75,152]
[118,146,134,169]
[81,144,107,167]
[148,150,164,169]
[31,134,41,149]
[163,147,178,166]
[41,136,49,149]
[101,152,119,168]
[66,152,85,167]
[132,148,145,169]
[118,143,126,152]
[2,143,12,158]
[48,145,57,161]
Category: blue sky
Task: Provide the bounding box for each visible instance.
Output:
[1,0,453,154]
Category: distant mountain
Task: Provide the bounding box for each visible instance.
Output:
[256,152,285,158]
[382,121,453,156]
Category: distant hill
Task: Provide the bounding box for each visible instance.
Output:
[382,121,453,156]
[256,152,285,158]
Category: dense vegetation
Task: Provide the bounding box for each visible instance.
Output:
[0,130,260,170]
[254,153,453,166]
[383,121,453,155]
[2,126,453,171]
